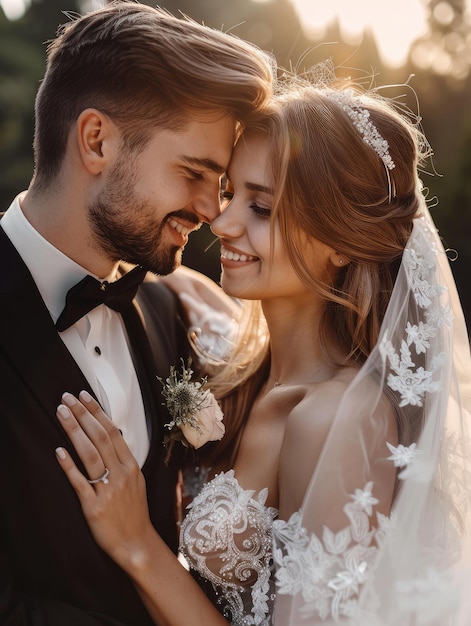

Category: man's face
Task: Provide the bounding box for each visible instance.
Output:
[88,113,235,275]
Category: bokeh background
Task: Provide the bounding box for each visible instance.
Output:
[1,0,470,327]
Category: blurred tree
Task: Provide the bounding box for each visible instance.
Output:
[0,0,80,204]
[417,71,471,325]
[410,0,471,82]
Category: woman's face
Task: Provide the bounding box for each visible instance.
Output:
[211,130,335,302]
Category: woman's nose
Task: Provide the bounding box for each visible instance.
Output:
[210,200,244,239]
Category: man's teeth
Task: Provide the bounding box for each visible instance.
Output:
[169,219,191,236]
[221,245,256,262]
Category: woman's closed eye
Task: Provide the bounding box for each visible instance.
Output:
[250,203,271,219]
[220,190,271,219]
[220,190,233,203]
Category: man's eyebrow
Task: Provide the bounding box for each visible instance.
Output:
[182,157,226,175]
[246,182,274,195]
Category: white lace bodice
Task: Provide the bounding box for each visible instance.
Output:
[179,470,278,626]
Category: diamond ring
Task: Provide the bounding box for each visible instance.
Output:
[87,467,110,485]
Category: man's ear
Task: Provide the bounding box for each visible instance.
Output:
[76,108,118,175]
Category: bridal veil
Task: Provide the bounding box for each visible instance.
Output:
[272,199,471,625]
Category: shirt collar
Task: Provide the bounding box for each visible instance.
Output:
[1,193,117,322]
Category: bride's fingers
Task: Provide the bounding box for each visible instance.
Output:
[55,445,98,502]
[58,392,137,468]
[76,391,134,465]
[56,399,113,483]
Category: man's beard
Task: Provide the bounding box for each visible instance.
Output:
[87,161,182,276]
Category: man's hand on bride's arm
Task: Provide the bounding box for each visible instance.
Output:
[54,392,229,626]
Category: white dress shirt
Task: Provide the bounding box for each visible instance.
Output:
[1,194,150,466]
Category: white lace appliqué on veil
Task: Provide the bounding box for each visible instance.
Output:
[272,484,393,622]
[379,220,449,411]
[179,470,278,626]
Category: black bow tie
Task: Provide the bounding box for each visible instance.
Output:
[56,265,147,332]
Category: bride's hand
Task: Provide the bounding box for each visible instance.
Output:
[55,391,155,568]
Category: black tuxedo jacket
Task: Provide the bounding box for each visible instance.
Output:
[0,225,189,625]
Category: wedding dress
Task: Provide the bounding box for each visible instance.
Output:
[177,205,471,626]
[180,473,389,625]
[179,469,277,626]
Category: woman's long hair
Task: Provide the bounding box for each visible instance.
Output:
[203,75,431,468]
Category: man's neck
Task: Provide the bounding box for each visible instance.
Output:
[21,188,117,279]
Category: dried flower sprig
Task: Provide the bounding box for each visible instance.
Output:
[158,359,225,452]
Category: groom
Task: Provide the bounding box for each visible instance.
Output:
[0,3,272,624]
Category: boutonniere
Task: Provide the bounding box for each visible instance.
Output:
[159,359,225,454]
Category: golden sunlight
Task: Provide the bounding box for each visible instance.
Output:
[289,0,428,67]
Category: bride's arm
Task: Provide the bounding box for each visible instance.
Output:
[54,392,228,626]
[160,265,240,318]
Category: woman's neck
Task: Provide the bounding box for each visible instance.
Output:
[261,296,333,386]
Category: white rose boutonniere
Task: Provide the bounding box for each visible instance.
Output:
[159,359,225,452]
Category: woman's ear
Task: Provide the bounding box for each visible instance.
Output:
[330,252,349,268]
[75,108,118,175]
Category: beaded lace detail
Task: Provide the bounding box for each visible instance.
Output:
[179,470,278,626]
[178,215,467,625]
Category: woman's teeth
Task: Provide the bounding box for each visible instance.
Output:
[221,245,257,262]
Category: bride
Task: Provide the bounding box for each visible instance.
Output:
[54,69,471,625]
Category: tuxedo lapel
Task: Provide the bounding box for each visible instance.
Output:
[119,287,185,463]
[0,226,158,625]
[0,227,95,422]
[123,280,188,551]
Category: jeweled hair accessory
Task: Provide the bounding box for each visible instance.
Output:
[301,59,395,172]
[327,88,395,171]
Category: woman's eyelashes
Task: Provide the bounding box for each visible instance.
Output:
[250,203,271,218]
[219,190,271,218]
[220,190,233,202]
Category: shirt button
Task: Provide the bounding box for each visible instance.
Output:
[94,346,102,355]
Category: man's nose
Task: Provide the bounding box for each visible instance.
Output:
[193,183,222,224]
